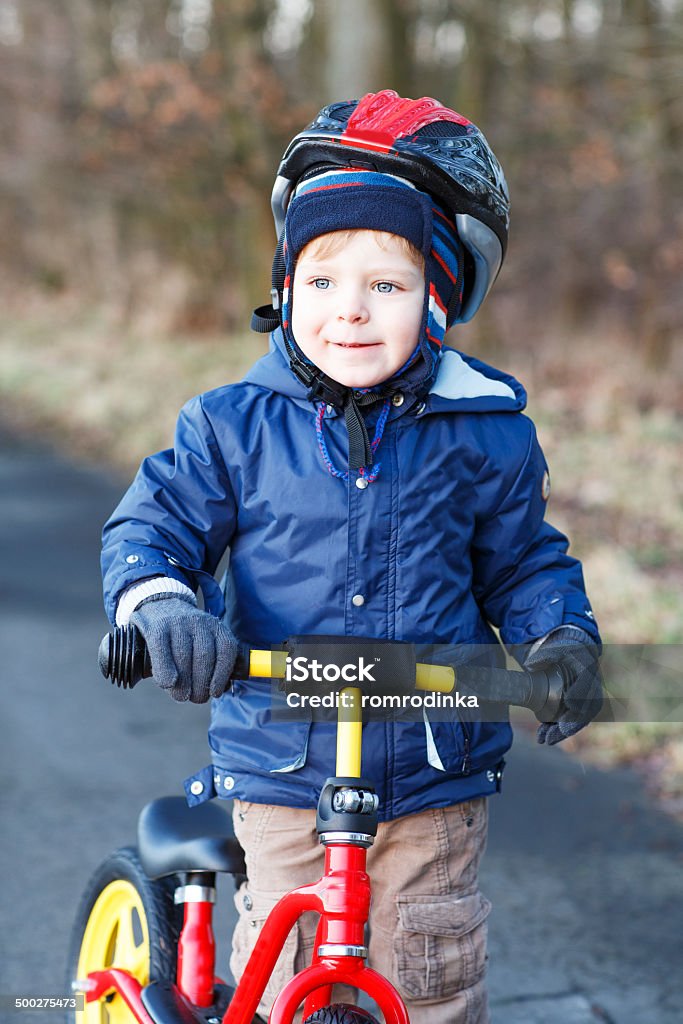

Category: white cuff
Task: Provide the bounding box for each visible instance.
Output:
[115,577,197,626]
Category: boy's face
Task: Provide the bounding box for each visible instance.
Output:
[291,230,424,389]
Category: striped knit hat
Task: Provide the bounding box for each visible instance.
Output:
[282,168,464,400]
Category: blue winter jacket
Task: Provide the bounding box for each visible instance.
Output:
[101,329,599,820]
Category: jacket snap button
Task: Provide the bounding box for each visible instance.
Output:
[391,393,404,407]
[541,470,551,501]
[415,402,426,416]
[190,781,204,796]
[126,554,140,564]
[355,478,369,490]
[486,770,495,782]
[243,894,253,911]
[223,776,235,790]
[352,594,365,607]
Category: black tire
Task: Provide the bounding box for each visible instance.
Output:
[65,846,182,1023]
[304,1005,381,1024]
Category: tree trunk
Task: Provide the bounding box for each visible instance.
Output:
[318,0,391,102]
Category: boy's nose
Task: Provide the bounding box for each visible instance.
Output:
[336,292,369,323]
[337,309,368,324]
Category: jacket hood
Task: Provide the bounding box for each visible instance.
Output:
[244,327,527,414]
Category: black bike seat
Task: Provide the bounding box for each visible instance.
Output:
[137,796,247,879]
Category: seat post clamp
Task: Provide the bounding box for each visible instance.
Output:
[174,884,217,905]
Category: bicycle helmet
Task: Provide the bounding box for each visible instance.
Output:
[271,89,509,325]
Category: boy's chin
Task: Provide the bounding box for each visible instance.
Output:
[333,372,387,388]
[322,361,389,389]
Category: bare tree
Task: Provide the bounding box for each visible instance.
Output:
[316,0,392,100]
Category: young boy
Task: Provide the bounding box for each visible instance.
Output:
[102,91,602,1024]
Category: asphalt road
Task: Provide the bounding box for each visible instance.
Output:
[1,427,681,1023]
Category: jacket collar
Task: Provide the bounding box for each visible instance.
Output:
[243,328,527,414]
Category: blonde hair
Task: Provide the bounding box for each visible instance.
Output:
[299,229,425,273]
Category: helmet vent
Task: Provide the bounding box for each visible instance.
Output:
[306,101,358,131]
[415,121,469,138]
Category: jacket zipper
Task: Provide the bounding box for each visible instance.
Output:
[460,719,472,775]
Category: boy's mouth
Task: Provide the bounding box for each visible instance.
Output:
[330,341,380,349]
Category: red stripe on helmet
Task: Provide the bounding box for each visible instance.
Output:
[345,90,471,146]
[425,326,444,348]
[335,132,393,152]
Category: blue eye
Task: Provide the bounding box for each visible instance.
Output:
[313,278,330,289]
[376,282,395,293]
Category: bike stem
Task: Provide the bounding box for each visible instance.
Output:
[336,686,362,776]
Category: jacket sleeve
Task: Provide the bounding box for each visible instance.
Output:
[470,415,600,648]
[101,394,237,624]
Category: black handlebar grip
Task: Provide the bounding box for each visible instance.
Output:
[455,664,566,723]
[98,624,152,689]
[527,666,566,722]
[98,626,252,690]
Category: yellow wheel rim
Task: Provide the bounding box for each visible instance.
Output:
[76,880,150,1023]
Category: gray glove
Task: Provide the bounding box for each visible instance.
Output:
[523,626,603,745]
[130,595,240,703]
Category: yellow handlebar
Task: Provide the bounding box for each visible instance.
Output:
[415,663,456,692]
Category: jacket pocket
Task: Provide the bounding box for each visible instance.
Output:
[209,679,313,775]
[424,713,472,774]
[394,891,491,1000]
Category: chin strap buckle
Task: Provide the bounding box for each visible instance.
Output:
[289,356,349,410]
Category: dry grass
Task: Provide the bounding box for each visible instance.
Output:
[2,303,682,815]
[0,300,268,468]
